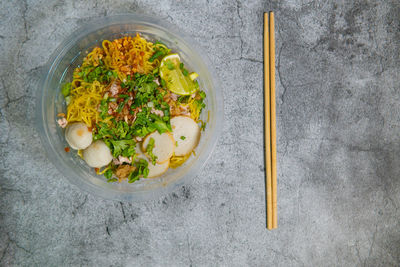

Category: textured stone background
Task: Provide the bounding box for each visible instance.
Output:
[1,0,400,266]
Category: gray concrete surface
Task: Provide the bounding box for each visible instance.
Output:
[1,0,400,266]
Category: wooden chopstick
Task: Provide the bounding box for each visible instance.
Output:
[269,12,277,229]
[263,13,273,230]
[264,11,277,230]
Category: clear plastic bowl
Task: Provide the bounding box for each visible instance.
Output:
[36,14,223,201]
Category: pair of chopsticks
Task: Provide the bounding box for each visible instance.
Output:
[264,12,277,230]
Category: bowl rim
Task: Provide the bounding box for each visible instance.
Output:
[36,13,224,201]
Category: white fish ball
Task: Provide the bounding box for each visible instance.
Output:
[83,140,113,168]
[65,122,93,150]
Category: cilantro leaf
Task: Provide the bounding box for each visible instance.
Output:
[109,139,136,158]
[104,169,113,179]
[128,159,149,183]
[146,137,158,165]
[149,114,171,134]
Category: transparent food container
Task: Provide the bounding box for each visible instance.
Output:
[36,14,223,201]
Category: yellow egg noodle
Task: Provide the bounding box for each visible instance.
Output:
[66,80,104,127]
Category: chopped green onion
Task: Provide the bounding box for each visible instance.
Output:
[61,83,71,97]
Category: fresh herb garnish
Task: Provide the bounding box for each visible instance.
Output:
[78,65,117,83]
[61,83,71,97]
[160,79,166,88]
[146,137,158,165]
[104,169,113,179]
[149,42,171,62]
[109,139,136,158]
[128,159,149,183]
[131,109,171,137]
[180,136,186,140]
[116,98,129,113]
[150,114,171,134]
[179,62,189,76]
[94,121,137,158]
[149,50,165,62]
[178,95,190,103]
[99,99,109,119]
[199,90,206,99]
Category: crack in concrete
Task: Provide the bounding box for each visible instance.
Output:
[1,77,29,109]
[0,76,6,92]
[2,93,28,109]
[27,65,44,75]
[0,187,27,203]
[120,202,127,222]
[72,195,88,216]
[220,138,261,148]
[372,20,386,76]
[277,43,288,104]
[17,0,30,61]
[281,135,289,157]
[295,174,304,225]
[5,234,34,260]
[162,14,173,22]
[354,241,364,267]
[186,234,193,266]
[0,107,11,145]
[105,221,111,236]
[191,34,240,40]
[100,209,140,237]
[0,239,10,264]
[347,144,385,153]
[235,0,244,59]
[22,0,29,41]
[233,57,263,64]
[9,239,33,255]
[364,224,378,266]
[212,34,240,39]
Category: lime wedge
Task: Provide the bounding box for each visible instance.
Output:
[189,72,199,81]
[159,54,199,96]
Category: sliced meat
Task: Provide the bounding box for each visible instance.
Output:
[57,118,68,128]
[109,81,120,96]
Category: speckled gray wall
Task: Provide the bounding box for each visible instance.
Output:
[1,0,399,266]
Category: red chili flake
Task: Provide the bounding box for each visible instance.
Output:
[94,168,99,173]
[64,147,70,152]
